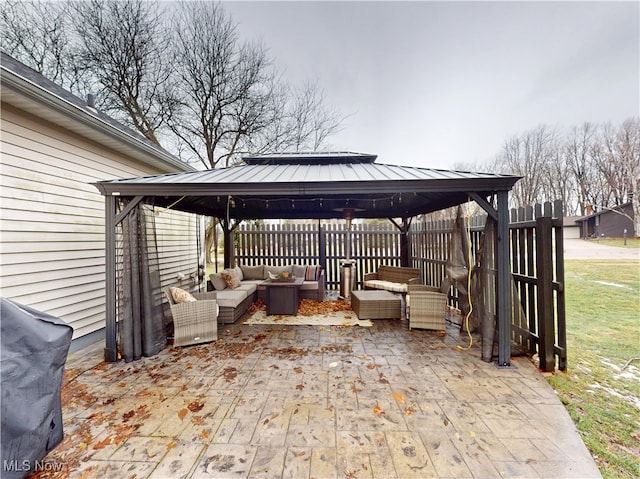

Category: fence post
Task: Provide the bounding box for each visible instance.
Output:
[535,205,555,372]
[554,200,567,371]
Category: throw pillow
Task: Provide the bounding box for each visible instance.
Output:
[220,269,241,289]
[170,286,197,303]
[305,265,320,281]
[210,273,227,291]
[293,265,307,278]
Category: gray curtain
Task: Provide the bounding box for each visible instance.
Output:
[119,203,166,362]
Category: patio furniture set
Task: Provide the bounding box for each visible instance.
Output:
[166,264,448,348]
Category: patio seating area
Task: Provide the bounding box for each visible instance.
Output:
[47,318,601,479]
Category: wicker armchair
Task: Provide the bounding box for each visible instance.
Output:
[164,289,218,347]
[407,285,447,331]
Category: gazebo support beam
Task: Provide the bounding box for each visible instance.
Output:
[469,192,497,221]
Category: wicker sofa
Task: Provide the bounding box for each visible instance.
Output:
[208,264,325,324]
[363,265,421,293]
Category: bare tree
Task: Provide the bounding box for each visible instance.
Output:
[613,118,640,235]
[168,2,343,169]
[71,0,177,145]
[496,125,557,207]
[0,0,83,91]
[168,1,273,168]
[542,144,577,215]
[564,123,602,215]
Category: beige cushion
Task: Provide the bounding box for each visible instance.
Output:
[240,264,264,280]
[363,279,408,293]
[214,290,248,308]
[236,282,257,295]
[300,281,319,291]
[169,286,197,303]
[210,273,227,291]
[220,269,241,289]
[233,265,244,281]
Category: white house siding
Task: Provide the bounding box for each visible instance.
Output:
[153,206,202,292]
[0,104,197,340]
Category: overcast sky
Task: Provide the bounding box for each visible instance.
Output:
[222,0,639,170]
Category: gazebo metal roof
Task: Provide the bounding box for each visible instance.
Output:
[94,152,520,220]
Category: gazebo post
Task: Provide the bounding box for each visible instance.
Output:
[496,190,512,367]
[389,217,411,267]
[222,222,234,269]
[104,194,118,362]
[400,217,410,267]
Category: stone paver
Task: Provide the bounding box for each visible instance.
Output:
[46,319,602,479]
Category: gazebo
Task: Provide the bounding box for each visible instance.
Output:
[94,152,521,366]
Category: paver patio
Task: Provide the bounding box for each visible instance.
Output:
[46,318,601,479]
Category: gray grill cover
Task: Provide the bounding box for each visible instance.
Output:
[1,298,73,478]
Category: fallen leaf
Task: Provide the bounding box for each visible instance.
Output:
[294,367,303,374]
[294,450,306,457]
[199,430,210,440]
[92,437,112,450]
[373,404,383,415]
[296,384,305,390]
[178,408,189,420]
[122,410,136,422]
[393,391,406,404]
[188,401,205,413]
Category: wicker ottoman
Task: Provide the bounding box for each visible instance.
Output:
[351,290,402,320]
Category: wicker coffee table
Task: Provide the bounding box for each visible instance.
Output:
[351,290,401,320]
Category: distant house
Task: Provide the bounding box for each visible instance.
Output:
[574,202,634,238]
[0,52,199,350]
[562,216,584,239]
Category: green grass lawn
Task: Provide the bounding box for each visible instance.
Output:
[547,260,640,478]
[591,237,640,248]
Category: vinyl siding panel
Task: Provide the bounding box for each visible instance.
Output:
[0,103,195,340]
[155,209,201,291]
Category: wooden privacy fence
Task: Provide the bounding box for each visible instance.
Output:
[412,200,566,372]
[235,222,402,289]
[233,201,566,372]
